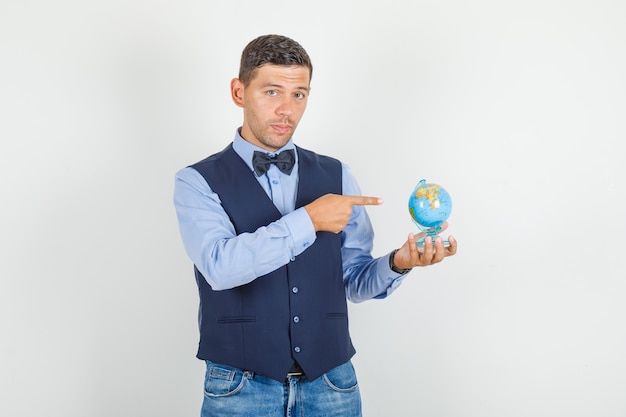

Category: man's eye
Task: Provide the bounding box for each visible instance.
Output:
[294,92,305,99]
[267,90,278,96]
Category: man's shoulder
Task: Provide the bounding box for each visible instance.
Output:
[295,145,342,166]
[188,144,234,169]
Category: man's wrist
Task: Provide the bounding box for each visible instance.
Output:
[389,249,412,275]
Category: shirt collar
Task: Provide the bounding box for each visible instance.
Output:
[232,128,297,173]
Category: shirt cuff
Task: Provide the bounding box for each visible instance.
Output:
[373,253,407,299]
[283,207,317,257]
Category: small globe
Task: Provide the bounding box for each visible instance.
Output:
[408,180,452,229]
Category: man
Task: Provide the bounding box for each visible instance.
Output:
[174,34,457,417]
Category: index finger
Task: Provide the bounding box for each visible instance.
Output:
[346,195,383,206]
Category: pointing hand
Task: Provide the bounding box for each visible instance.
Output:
[305,194,382,234]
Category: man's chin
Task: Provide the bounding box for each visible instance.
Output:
[263,132,293,148]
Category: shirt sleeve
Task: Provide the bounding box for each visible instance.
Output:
[173,167,316,291]
[341,164,407,303]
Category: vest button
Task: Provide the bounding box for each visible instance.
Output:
[292,287,299,294]
[294,346,301,353]
[293,316,300,323]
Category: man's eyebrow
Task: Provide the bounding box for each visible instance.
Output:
[262,83,310,92]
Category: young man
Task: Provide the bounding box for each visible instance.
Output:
[174,34,457,417]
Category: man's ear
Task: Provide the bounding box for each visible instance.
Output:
[231,78,245,107]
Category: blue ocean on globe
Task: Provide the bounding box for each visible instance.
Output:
[408,181,452,228]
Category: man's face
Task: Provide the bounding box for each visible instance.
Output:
[231,64,310,152]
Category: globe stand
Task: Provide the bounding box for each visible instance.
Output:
[412,223,451,249]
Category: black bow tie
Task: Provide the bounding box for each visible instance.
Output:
[252,149,296,176]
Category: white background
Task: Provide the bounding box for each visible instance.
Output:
[2,1,625,416]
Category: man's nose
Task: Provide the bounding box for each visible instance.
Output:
[276,98,293,117]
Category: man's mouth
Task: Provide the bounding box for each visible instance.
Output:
[271,123,292,134]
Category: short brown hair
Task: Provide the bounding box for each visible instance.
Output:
[238,34,313,86]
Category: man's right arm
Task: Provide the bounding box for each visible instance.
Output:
[173,167,316,290]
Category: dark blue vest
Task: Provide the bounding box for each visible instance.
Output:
[190,144,356,382]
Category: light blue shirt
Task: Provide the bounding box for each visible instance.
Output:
[173,130,406,302]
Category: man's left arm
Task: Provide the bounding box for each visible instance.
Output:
[340,165,408,303]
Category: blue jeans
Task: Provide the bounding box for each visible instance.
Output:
[200,360,362,417]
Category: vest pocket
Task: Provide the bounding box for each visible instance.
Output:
[216,316,256,324]
[324,312,347,319]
